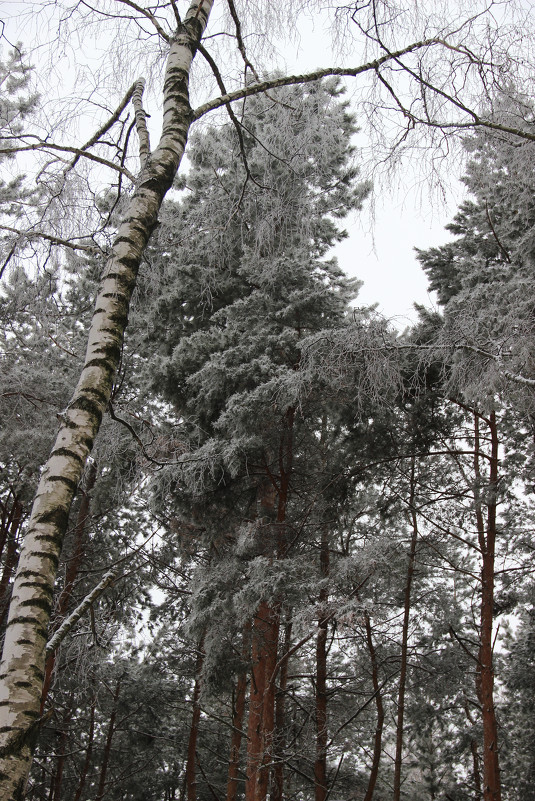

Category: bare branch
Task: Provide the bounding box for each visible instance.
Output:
[0,141,136,182]
[66,81,139,174]
[226,0,260,81]
[192,39,447,120]
[0,224,101,254]
[112,0,171,42]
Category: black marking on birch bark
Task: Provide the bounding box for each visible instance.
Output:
[84,357,116,374]
[105,310,128,326]
[47,475,78,492]
[70,396,104,423]
[93,342,122,363]
[36,507,69,529]
[103,270,138,290]
[83,387,109,404]
[35,532,64,548]
[29,551,59,568]
[13,681,32,689]
[15,639,32,646]
[19,598,52,614]
[50,447,84,466]
[6,617,48,637]
[19,582,53,598]
[17,570,45,580]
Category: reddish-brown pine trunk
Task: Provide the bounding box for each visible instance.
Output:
[0,497,23,624]
[185,635,205,801]
[314,529,329,801]
[245,600,270,801]
[41,463,97,712]
[393,458,418,801]
[474,412,501,801]
[226,622,251,801]
[73,695,96,801]
[363,613,384,801]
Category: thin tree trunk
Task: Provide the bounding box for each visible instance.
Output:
[51,699,73,801]
[246,474,282,801]
[314,529,329,801]
[363,613,384,801]
[95,678,122,801]
[185,635,205,801]
[0,5,214,796]
[474,411,501,801]
[393,457,418,801]
[73,694,96,801]
[226,623,251,801]
[41,461,97,712]
[0,497,23,626]
[463,694,482,800]
[272,615,292,801]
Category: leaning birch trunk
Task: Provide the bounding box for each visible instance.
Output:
[0,3,214,796]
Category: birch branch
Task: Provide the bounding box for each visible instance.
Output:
[45,570,117,656]
[0,141,136,181]
[192,39,445,120]
[65,81,139,174]
[0,224,101,254]
[132,79,151,168]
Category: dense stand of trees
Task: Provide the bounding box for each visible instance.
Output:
[2,2,535,800]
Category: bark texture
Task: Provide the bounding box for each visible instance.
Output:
[0,3,213,797]
[474,412,501,801]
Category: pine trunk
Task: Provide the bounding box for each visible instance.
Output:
[226,623,250,801]
[314,530,329,801]
[474,412,501,801]
[41,462,97,713]
[95,678,121,801]
[185,635,205,801]
[0,4,214,797]
[363,613,384,801]
[393,458,418,801]
[0,498,23,626]
[272,616,292,801]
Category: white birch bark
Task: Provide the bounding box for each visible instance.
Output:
[0,2,214,797]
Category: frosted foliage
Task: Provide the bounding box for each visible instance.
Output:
[417,95,535,407]
[160,79,368,275]
[141,80,368,490]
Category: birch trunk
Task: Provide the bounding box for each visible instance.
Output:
[0,3,213,796]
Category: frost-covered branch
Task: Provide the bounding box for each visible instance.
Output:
[45,570,117,657]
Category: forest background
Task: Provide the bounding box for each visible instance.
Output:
[1,2,535,801]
